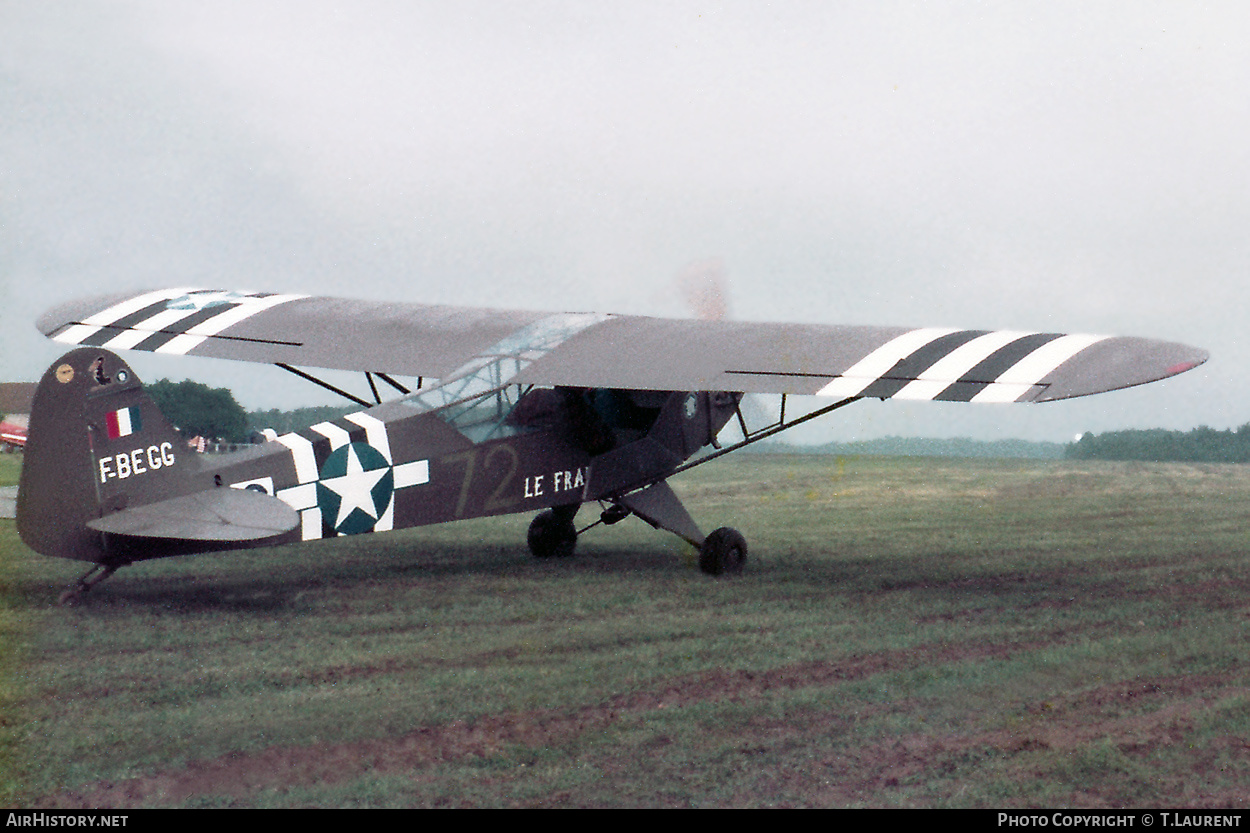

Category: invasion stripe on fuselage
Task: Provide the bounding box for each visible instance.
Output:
[275,432,318,484]
[344,412,393,463]
[308,421,352,450]
[272,409,425,540]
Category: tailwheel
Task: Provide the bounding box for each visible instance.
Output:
[527,506,579,558]
[699,527,747,576]
[58,563,121,606]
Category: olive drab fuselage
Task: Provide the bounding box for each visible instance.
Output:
[18,348,739,566]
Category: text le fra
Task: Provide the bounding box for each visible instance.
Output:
[524,467,587,499]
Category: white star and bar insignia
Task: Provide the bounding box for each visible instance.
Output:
[315,442,395,536]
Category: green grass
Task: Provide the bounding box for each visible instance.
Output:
[4,453,1250,807]
[0,454,26,806]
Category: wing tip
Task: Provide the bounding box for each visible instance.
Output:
[1163,353,1208,377]
[1034,338,1208,402]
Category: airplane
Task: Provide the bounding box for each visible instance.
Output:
[17,288,1207,603]
[0,419,25,453]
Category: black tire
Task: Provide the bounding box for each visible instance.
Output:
[699,527,747,576]
[527,509,578,558]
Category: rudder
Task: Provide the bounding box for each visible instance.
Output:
[18,349,200,563]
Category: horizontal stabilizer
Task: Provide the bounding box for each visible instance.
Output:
[87,487,299,542]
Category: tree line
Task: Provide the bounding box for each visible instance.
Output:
[1066,425,1250,463]
[146,380,250,443]
[144,377,1250,464]
[146,380,351,443]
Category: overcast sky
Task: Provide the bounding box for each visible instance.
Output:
[2,2,1245,443]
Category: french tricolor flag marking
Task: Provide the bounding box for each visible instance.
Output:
[106,406,142,439]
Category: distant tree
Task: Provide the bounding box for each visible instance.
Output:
[146,379,249,443]
[246,405,355,435]
[1066,424,1250,463]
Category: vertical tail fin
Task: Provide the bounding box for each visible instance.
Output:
[17,349,198,562]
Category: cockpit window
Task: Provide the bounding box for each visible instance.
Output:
[437,383,535,443]
[397,311,611,442]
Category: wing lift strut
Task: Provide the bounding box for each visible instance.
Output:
[274,364,421,407]
[576,393,862,541]
[675,393,862,480]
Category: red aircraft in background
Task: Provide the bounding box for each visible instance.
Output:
[0,418,26,452]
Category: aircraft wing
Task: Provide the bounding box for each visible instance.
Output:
[38,288,1207,403]
[38,289,546,380]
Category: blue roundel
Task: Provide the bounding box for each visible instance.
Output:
[166,290,248,312]
[315,442,394,535]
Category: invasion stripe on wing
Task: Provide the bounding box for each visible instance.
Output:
[126,302,264,352]
[51,288,198,345]
[892,330,1034,400]
[816,328,1109,403]
[98,304,212,350]
[77,300,193,348]
[970,333,1109,403]
[154,293,308,354]
[931,332,1065,402]
[51,289,308,355]
[858,330,991,400]
[815,328,961,399]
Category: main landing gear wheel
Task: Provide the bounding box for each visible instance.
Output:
[528,508,578,558]
[699,527,747,576]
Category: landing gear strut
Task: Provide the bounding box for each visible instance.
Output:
[527,505,579,558]
[527,494,747,577]
[58,562,122,606]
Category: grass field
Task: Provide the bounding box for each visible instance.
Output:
[2,451,1249,807]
